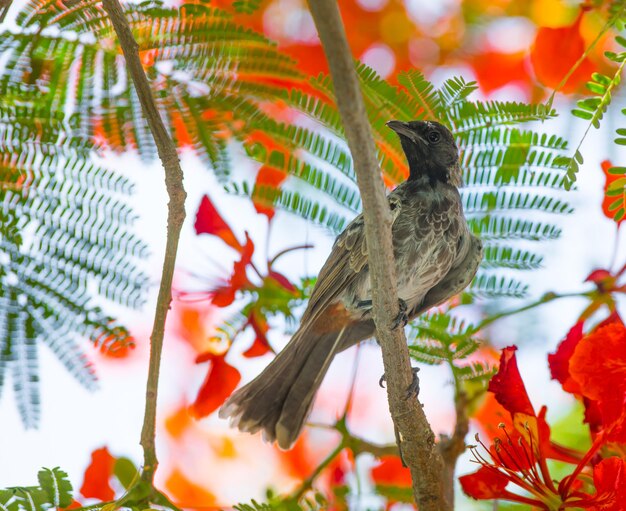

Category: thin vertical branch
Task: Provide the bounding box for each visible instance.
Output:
[101,0,187,484]
[0,0,13,24]
[306,1,447,509]
[440,390,470,506]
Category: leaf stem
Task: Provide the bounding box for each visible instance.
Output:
[101,0,187,485]
[289,443,345,502]
[474,291,590,332]
[544,9,616,110]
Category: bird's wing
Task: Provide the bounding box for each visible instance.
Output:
[301,194,403,325]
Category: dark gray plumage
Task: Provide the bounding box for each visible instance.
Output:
[219,120,483,449]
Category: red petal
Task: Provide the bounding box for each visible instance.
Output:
[242,311,271,358]
[570,321,626,441]
[252,165,288,220]
[530,11,596,93]
[371,456,411,487]
[578,457,626,510]
[602,160,625,225]
[80,447,115,501]
[488,346,535,417]
[595,456,626,493]
[190,353,241,418]
[471,51,529,94]
[459,466,510,500]
[210,234,255,307]
[548,322,584,395]
[164,469,217,507]
[277,433,318,481]
[194,195,242,252]
[268,269,297,293]
[586,268,613,284]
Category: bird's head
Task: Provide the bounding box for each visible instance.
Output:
[387,120,462,187]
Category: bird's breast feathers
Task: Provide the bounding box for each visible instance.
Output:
[343,182,469,314]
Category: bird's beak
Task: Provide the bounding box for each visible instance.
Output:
[386,120,426,145]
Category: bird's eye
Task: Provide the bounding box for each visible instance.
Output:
[427,130,441,144]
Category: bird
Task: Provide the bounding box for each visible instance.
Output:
[219,119,483,450]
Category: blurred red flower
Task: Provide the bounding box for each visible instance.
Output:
[80,447,116,501]
[530,10,596,93]
[191,351,241,418]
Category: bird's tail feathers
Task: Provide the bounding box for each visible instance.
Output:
[219,324,347,449]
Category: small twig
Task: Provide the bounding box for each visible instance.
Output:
[0,0,12,24]
[438,389,470,507]
[306,1,447,508]
[346,435,398,458]
[289,443,345,502]
[474,291,590,332]
[101,0,187,485]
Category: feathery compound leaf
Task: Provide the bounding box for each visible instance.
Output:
[37,468,72,508]
[0,103,147,426]
[563,49,626,189]
[13,488,48,511]
[0,490,15,511]
[408,313,482,366]
[231,66,570,301]
[5,1,305,170]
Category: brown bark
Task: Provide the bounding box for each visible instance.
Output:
[306,1,448,508]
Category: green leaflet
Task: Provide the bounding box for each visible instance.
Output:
[37,468,72,508]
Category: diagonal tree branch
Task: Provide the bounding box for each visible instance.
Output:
[306,1,448,509]
[102,0,187,485]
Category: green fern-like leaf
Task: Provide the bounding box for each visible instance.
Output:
[0,103,147,426]
[3,1,306,178]
[604,163,626,222]
[228,66,571,302]
[37,468,72,508]
[561,35,626,189]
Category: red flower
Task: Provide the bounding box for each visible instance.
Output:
[548,321,585,395]
[470,50,529,95]
[371,456,412,488]
[252,165,288,220]
[211,233,254,307]
[569,319,626,443]
[194,195,242,252]
[190,352,241,418]
[488,346,534,417]
[459,466,536,505]
[462,346,604,508]
[242,310,272,358]
[566,457,626,510]
[80,447,116,501]
[550,315,626,442]
[530,10,596,93]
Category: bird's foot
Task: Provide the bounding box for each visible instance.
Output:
[392,298,408,330]
[379,367,421,400]
[405,366,420,400]
[357,298,408,329]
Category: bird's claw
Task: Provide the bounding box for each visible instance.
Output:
[391,298,409,330]
[358,298,408,328]
[379,366,420,401]
[405,367,420,400]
